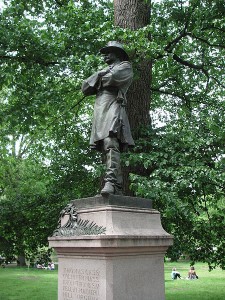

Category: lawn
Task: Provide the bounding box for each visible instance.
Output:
[0,262,224,299]
[0,266,57,300]
[165,261,225,300]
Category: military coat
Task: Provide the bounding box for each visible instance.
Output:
[82,61,135,152]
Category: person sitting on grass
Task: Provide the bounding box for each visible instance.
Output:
[171,267,182,280]
[188,266,199,279]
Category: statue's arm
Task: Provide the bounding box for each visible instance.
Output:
[81,67,111,96]
[81,72,99,96]
[101,62,133,88]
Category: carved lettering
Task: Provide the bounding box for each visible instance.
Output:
[62,268,100,300]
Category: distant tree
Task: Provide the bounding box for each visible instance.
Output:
[119,0,225,269]
[0,0,113,264]
[0,0,224,269]
[99,0,225,268]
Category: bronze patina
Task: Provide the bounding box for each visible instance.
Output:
[53,203,106,236]
[82,41,134,196]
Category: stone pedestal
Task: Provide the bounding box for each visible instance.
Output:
[48,195,173,300]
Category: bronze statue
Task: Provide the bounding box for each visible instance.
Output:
[82,41,134,195]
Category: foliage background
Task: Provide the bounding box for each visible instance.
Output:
[0,0,224,269]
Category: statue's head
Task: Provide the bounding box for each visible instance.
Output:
[100,41,129,62]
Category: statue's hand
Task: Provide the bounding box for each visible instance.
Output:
[98,69,110,77]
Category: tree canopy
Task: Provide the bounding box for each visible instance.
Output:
[0,0,224,269]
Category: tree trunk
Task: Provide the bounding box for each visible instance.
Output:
[113,0,152,195]
[114,0,151,30]
[17,254,26,266]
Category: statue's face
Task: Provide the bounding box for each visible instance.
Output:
[103,52,119,65]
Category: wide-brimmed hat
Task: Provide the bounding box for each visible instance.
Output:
[100,41,129,61]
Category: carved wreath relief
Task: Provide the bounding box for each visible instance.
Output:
[53,203,106,237]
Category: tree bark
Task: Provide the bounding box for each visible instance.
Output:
[17,254,26,266]
[114,0,151,30]
[113,0,152,195]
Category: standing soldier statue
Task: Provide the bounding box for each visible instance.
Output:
[82,41,134,196]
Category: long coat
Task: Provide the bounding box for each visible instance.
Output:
[82,61,135,152]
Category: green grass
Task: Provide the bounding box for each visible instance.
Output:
[0,266,57,300]
[165,262,225,300]
[0,262,224,299]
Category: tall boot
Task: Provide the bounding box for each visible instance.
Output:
[101,137,123,195]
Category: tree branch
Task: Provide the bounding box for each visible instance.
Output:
[172,53,203,70]
[164,29,187,52]
[151,86,186,102]
[167,52,225,89]
[0,55,58,66]
[201,25,225,34]
[55,0,69,7]
[188,33,225,49]
[45,95,87,130]
[164,4,195,53]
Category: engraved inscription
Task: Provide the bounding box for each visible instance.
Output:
[62,268,100,300]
